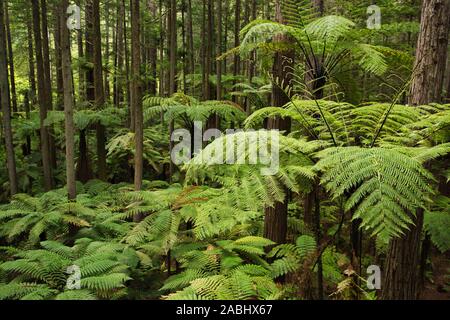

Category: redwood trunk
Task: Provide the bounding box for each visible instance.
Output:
[131,0,143,193]
[0,0,17,195]
[263,0,293,244]
[382,0,450,300]
[31,0,53,190]
[60,0,76,200]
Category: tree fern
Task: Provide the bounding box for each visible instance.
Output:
[315,147,433,237]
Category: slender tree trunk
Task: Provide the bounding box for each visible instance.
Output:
[76,129,92,182]
[181,0,186,93]
[131,0,143,194]
[23,92,32,157]
[4,2,16,113]
[246,0,256,115]
[232,0,241,103]
[104,4,111,101]
[31,0,53,191]
[27,16,37,105]
[148,0,158,95]
[41,0,57,169]
[92,0,107,180]
[223,0,229,73]
[60,0,76,200]
[186,0,194,81]
[116,0,125,106]
[54,4,64,111]
[382,0,450,300]
[124,0,131,113]
[76,0,84,101]
[168,0,177,94]
[159,0,165,97]
[204,0,213,100]
[216,0,222,100]
[168,0,177,181]
[0,0,17,195]
[201,0,206,99]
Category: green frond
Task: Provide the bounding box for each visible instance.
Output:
[316,147,433,238]
[80,273,132,292]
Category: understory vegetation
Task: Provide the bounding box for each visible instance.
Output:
[0,0,449,300]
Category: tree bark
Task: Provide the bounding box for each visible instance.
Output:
[131,0,143,194]
[40,0,57,169]
[168,0,177,95]
[168,0,177,181]
[31,0,53,191]
[92,0,107,180]
[409,0,450,105]
[54,4,64,111]
[186,0,194,80]
[232,0,241,103]
[216,0,222,100]
[263,0,293,244]
[27,14,37,105]
[382,0,450,300]
[59,0,76,200]
[4,2,16,113]
[148,0,158,95]
[104,4,111,102]
[0,0,17,195]
[114,0,125,106]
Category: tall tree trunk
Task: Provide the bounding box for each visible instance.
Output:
[181,0,186,93]
[40,0,57,169]
[246,0,256,115]
[31,0,53,191]
[4,2,16,113]
[27,15,37,105]
[22,92,32,157]
[168,0,177,181]
[124,0,131,113]
[60,0,76,200]
[204,0,213,100]
[168,0,177,95]
[158,0,165,97]
[104,4,111,102]
[223,0,229,73]
[148,0,158,95]
[76,0,84,101]
[382,0,450,300]
[409,0,450,105]
[232,0,241,103]
[115,0,125,106]
[0,0,17,195]
[131,0,143,194]
[216,0,222,100]
[200,0,206,99]
[186,0,194,82]
[54,4,64,111]
[92,0,107,180]
[263,0,293,245]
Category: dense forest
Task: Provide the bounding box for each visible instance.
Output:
[0,0,448,301]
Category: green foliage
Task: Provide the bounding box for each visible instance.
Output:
[143,93,246,127]
[316,147,433,238]
[161,237,284,300]
[0,238,135,300]
[424,197,450,253]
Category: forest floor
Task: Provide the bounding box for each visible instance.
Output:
[420,254,450,300]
